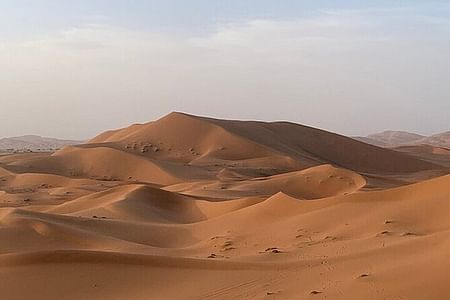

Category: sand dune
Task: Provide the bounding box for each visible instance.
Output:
[7,146,182,185]
[89,112,438,173]
[1,113,449,299]
[355,130,450,149]
[393,144,450,167]
[0,166,12,177]
[0,135,81,152]
[354,130,426,147]
[166,164,365,199]
[226,164,366,199]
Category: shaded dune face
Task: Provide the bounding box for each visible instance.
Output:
[0,112,449,300]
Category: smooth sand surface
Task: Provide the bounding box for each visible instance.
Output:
[1,112,449,300]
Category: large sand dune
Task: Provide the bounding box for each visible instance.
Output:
[1,113,449,299]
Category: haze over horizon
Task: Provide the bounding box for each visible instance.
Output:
[1,0,449,140]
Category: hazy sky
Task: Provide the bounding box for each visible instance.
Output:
[1,1,449,140]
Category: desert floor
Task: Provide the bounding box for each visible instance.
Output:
[1,113,449,300]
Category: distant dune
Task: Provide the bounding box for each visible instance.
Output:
[0,113,449,300]
[420,131,450,148]
[0,135,82,152]
[354,130,450,148]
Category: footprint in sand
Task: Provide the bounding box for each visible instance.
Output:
[310,290,322,295]
[261,247,283,254]
[377,230,390,237]
[401,232,417,236]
